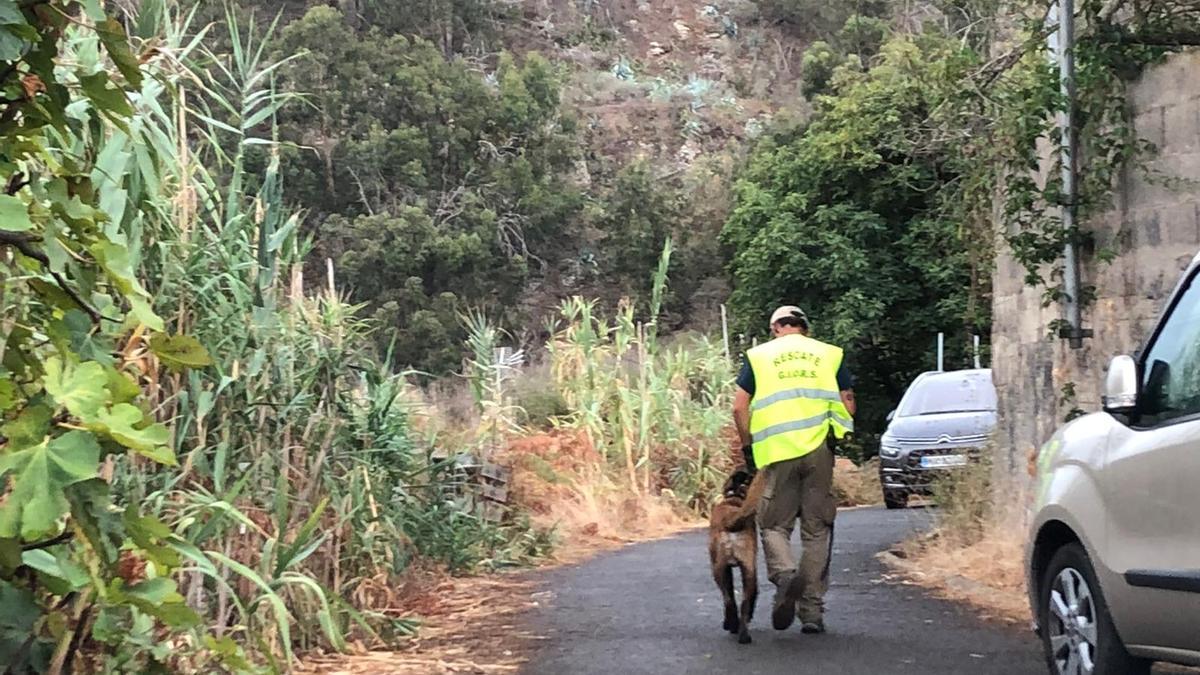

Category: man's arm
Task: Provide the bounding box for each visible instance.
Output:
[836,361,856,418]
[734,387,753,448]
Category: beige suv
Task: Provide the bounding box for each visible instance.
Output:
[1027,250,1200,675]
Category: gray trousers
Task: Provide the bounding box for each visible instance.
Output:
[756,441,836,623]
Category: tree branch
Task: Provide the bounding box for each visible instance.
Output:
[21,530,73,551]
[5,171,27,195]
[0,230,48,264]
[0,231,105,323]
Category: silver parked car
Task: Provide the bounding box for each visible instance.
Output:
[1027,250,1200,675]
[878,369,998,509]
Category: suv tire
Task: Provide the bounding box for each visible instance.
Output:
[883,490,907,510]
[1038,543,1149,675]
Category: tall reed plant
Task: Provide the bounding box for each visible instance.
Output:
[541,241,736,512]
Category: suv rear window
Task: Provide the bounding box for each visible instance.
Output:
[897,372,997,417]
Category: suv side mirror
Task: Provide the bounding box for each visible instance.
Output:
[1103,355,1139,414]
[885,409,896,422]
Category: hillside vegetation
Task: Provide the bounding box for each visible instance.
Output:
[15,0,1197,671]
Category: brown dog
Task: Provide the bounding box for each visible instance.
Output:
[708,469,760,644]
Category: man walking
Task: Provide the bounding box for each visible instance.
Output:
[732,306,855,634]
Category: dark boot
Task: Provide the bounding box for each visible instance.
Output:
[800,618,826,634]
[771,573,805,630]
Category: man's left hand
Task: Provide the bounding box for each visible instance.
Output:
[741,444,756,473]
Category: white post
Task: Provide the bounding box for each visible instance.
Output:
[720,304,731,362]
[937,332,945,371]
[974,334,982,369]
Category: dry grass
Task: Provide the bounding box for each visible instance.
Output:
[297,573,544,674]
[891,517,1031,625]
[504,430,701,562]
[833,457,883,507]
[885,454,1033,625]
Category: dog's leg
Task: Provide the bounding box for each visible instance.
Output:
[714,564,738,633]
[737,559,758,644]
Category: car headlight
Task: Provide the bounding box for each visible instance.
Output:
[879,443,902,459]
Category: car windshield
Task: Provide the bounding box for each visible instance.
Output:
[897,372,996,417]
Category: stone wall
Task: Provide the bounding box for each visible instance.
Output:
[992,50,1200,475]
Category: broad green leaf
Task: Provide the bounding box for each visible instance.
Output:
[90,241,164,331]
[0,27,26,63]
[105,367,141,405]
[204,635,254,672]
[28,279,78,313]
[96,18,143,88]
[65,479,124,566]
[43,357,108,421]
[128,295,165,331]
[45,179,99,225]
[90,607,123,644]
[0,431,101,540]
[0,195,32,232]
[89,240,141,296]
[123,509,180,569]
[21,549,90,591]
[0,579,41,666]
[1,404,51,448]
[79,72,133,118]
[126,577,183,605]
[124,508,171,540]
[148,334,212,371]
[50,310,115,365]
[113,578,200,629]
[0,4,26,24]
[89,404,174,464]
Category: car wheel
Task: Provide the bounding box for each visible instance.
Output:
[1039,543,1149,675]
[883,490,907,510]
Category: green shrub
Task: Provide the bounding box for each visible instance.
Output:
[512,372,571,429]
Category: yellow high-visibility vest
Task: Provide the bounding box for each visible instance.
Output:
[746,333,853,469]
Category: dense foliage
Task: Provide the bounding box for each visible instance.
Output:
[0,3,218,670]
[268,5,583,374]
[726,0,1200,439]
[222,0,736,376]
[724,33,990,441]
[1,3,553,670]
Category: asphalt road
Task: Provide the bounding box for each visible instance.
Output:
[523,507,1046,675]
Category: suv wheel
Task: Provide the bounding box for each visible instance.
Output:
[883,490,907,510]
[1039,543,1149,675]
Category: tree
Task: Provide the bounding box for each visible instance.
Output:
[799,13,891,99]
[271,7,583,373]
[756,0,890,37]
[723,35,990,440]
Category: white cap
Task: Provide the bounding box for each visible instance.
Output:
[769,305,808,328]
